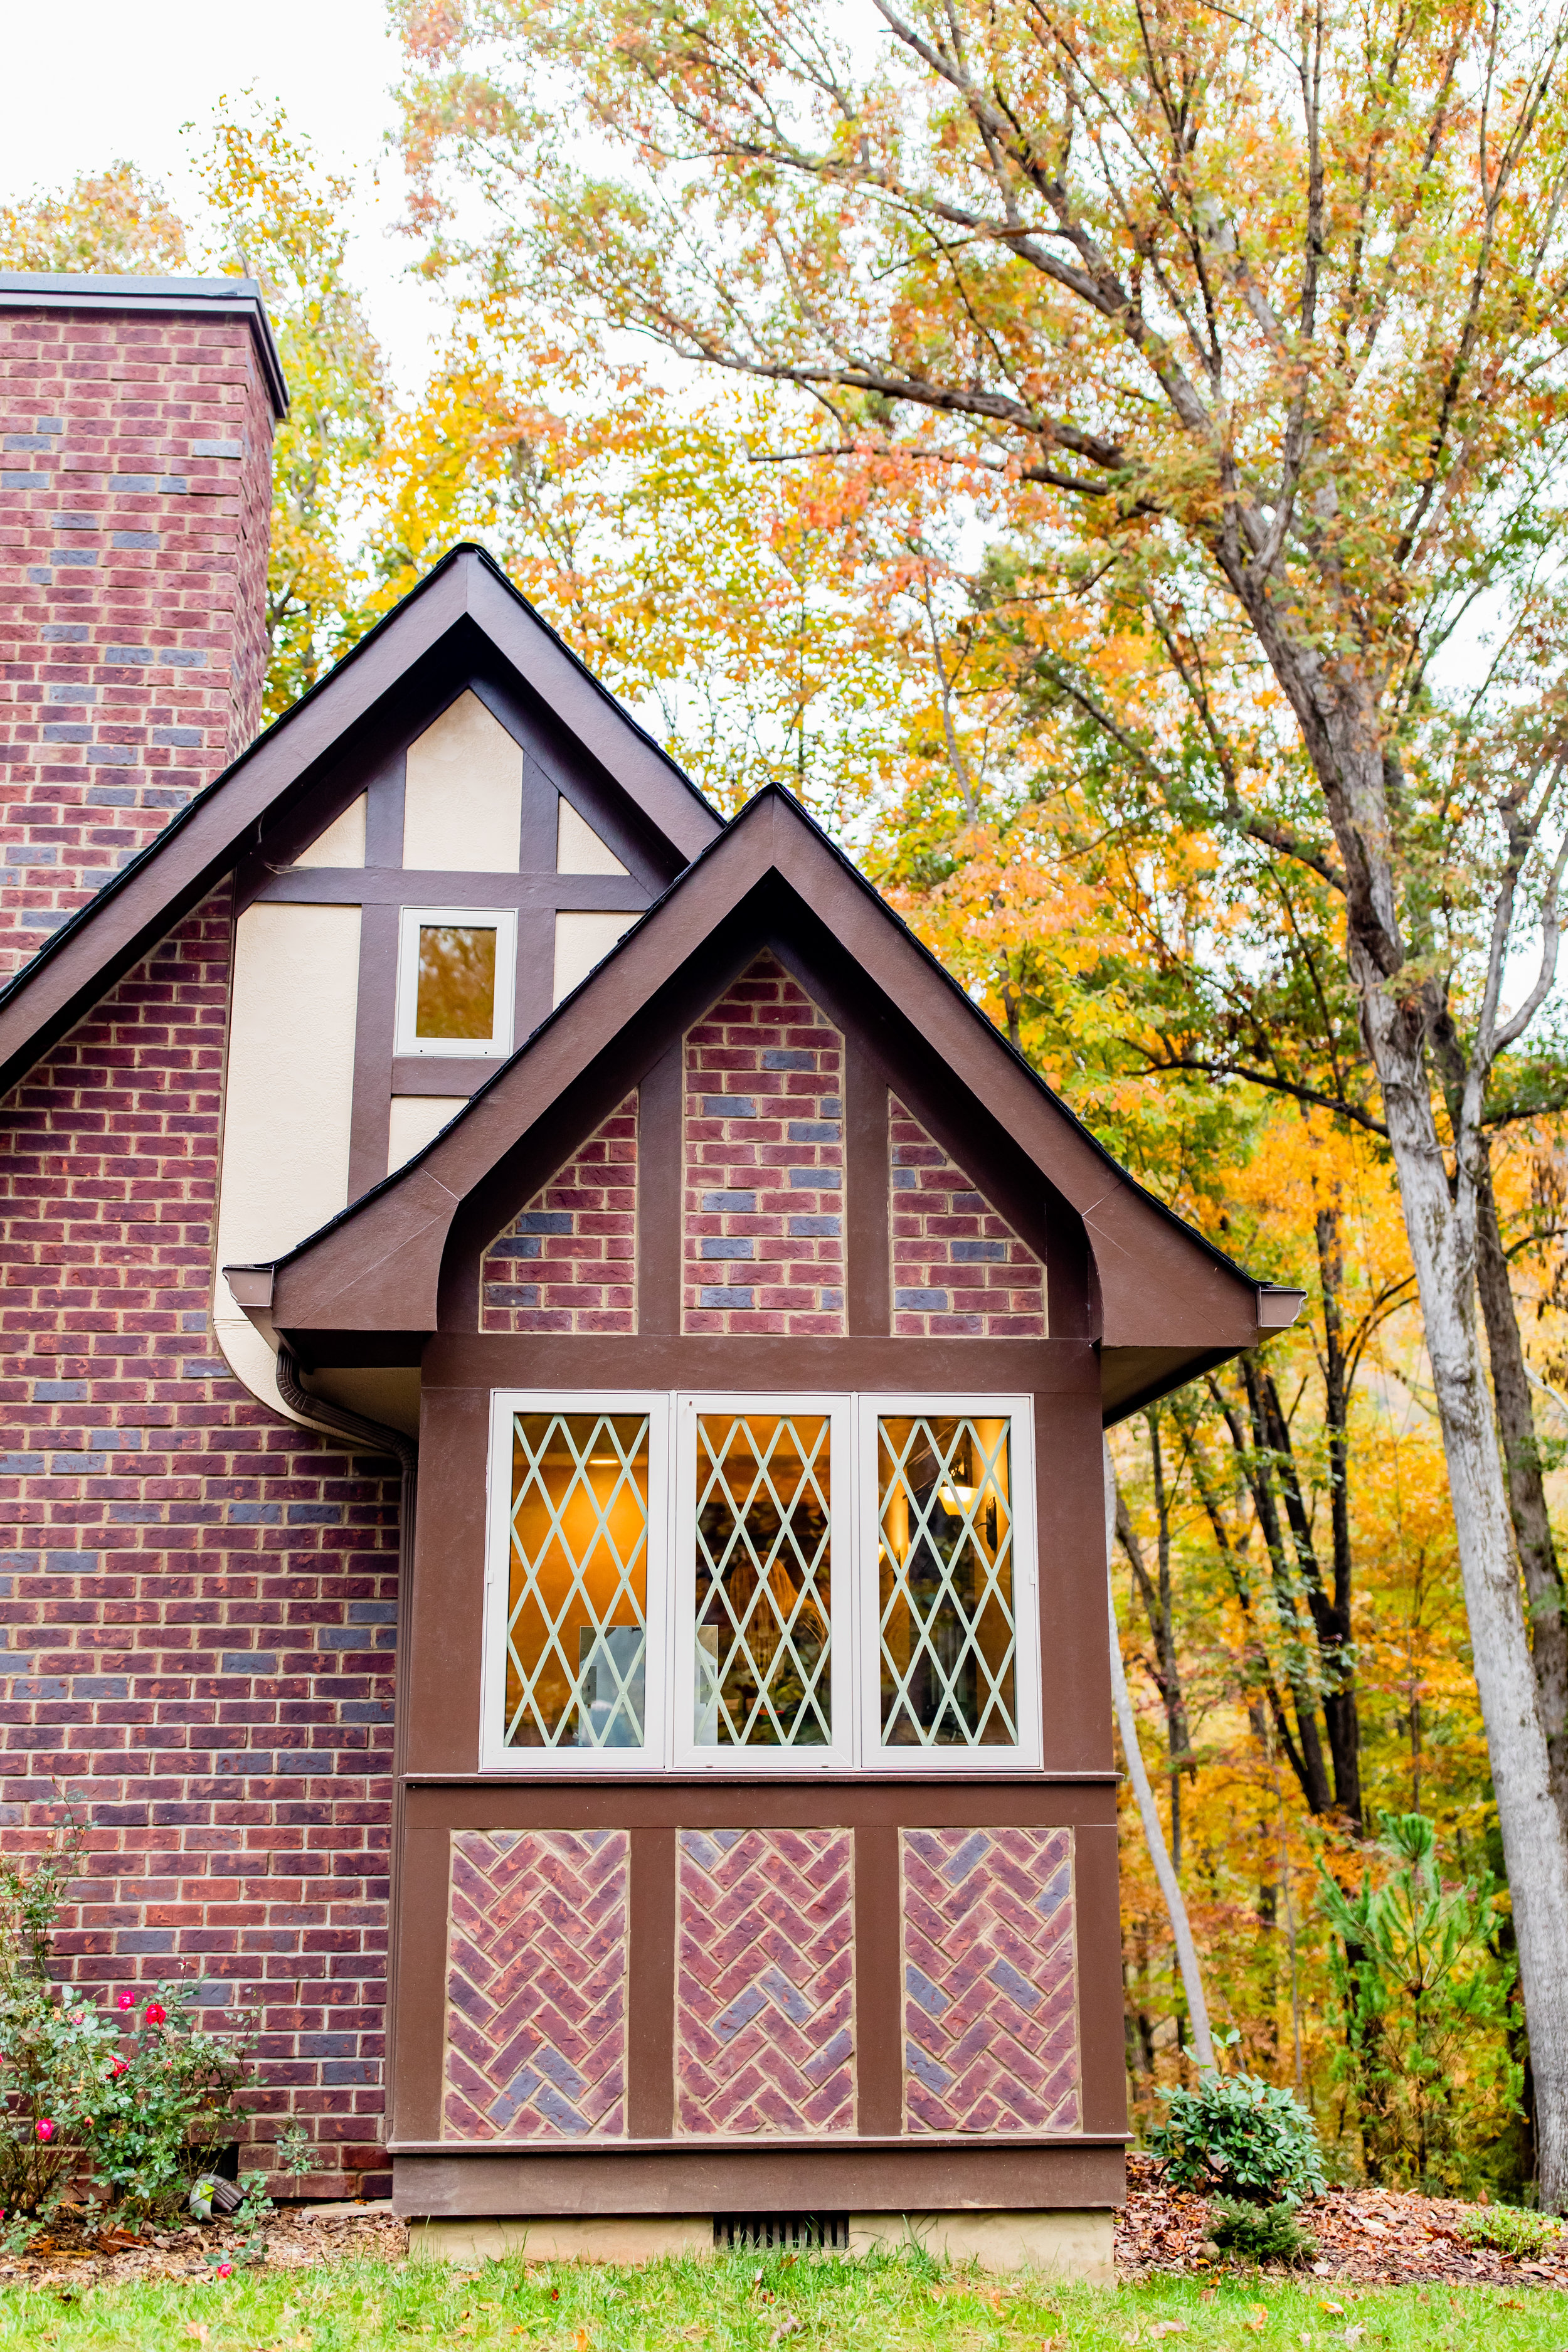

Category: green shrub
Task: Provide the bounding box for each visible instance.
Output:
[1209,2195,1318,2265]
[1456,2205,1564,2259]
[1,1825,260,2235]
[90,1979,253,2219]
[1149,2070,1327,2205]
[1318,1813,1522,2196]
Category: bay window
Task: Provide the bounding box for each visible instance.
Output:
[480,1392,1040,1772]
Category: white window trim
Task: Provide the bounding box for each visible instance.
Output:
[479,1389,670,1774]
[478,1388,1041,1775]
[395,905,517,1058]
[856,1391,1042,1775]
[671,1391,856,1774]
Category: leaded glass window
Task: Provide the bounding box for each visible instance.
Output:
[876,1414,1018,1747]
[692,1411,834,1747]
[483,1389,1037,1772]
[502,1411,650,1750]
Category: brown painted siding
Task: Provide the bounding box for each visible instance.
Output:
[480,1095,638,1334]
[682,956,845,1337]
[0,302,275,978]
[0,894,396,2193]
[889,1099,1047,1338]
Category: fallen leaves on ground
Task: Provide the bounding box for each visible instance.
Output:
[1116,2153,1568,2291]
[0,2202,405,2294]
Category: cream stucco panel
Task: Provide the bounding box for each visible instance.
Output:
[294,794,366,867]
[553,909,635,1005]
[388,1093,468,1175]
[556,795,628,876]
[403,690,523,872]
[214,902,363,1422]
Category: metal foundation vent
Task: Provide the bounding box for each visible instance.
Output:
[714,2212,849,2252]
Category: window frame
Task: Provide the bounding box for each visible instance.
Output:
[479,1389,672,1775]
[395,904,518,1059]
[477,1388,1041,1775]
[856,1391,1042,1775]
[670,1391,856,1774]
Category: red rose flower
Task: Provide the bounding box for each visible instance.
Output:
[144,2001,167,2026]
[116,1990,135,2011]
[35,2119,54,2143]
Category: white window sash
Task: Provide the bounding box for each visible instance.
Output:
[670,1392,856,1772]
[476,1389,1041,1775]
[855,1392,1042,1774]
[395,905,517,1058]
[479,1389,670,1774]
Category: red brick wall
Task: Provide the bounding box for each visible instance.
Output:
[480,1096,638,1334]
[0,299,277,980]
[683,956,845,1337]
[0,893,398,2194]
[890,1099,1047,1338]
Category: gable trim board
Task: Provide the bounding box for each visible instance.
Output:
[0,546,721,1102]
[250,788,1299,1423]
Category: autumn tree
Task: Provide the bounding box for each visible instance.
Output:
[394,0,1568,2196]
[194,97,390,715]
[0,163,188,275]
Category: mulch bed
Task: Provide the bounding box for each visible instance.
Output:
[0,2201,406,2293]
[1117,2152,1568,2291]
[3,2167,1566,2296]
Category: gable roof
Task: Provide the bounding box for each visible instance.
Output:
[0,544,722,1098]
[248,784,1300,1422]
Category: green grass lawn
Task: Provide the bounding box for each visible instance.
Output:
[1,2247,1565,2350]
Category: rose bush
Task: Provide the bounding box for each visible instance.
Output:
[2,1826,263,2235]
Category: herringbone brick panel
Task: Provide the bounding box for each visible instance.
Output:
[676,1827,854,2136]
[442,1829,629,2140]
[901,1826,1080,2134]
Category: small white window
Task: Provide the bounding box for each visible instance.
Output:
[479,1390,1039,1772]
[395,906,517,1058]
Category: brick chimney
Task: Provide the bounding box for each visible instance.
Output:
[0,273,287,978]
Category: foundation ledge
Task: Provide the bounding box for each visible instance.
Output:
[408,2208,1116,2277]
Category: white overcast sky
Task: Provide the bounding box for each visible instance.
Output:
[0,0,443,394]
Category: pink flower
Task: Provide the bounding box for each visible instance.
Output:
[216,2262,233,2279]
[35,2120,54,2143]
[116,1991,135,2011]
[144,2001,166,2026]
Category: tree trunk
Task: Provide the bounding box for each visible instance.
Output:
[1314,1205,1364,1833]
[1475,1146,1568,1841]
[1118,1415,1195,1870]
[1104,1441,1216,2072]
[1359,970,1568,2208]
[1258,1363,1364,1831]
[1230,1360,1335,1814]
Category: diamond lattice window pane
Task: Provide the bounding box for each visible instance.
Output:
[505,1412,650,1750]
[877,1415,1017,1747]
[693,1412,833,1747]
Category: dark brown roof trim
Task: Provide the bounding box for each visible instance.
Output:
[0,270,289,418]
[0,546,721,1097]
[270,778,1281,1305]
[259,785,1298,1374]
